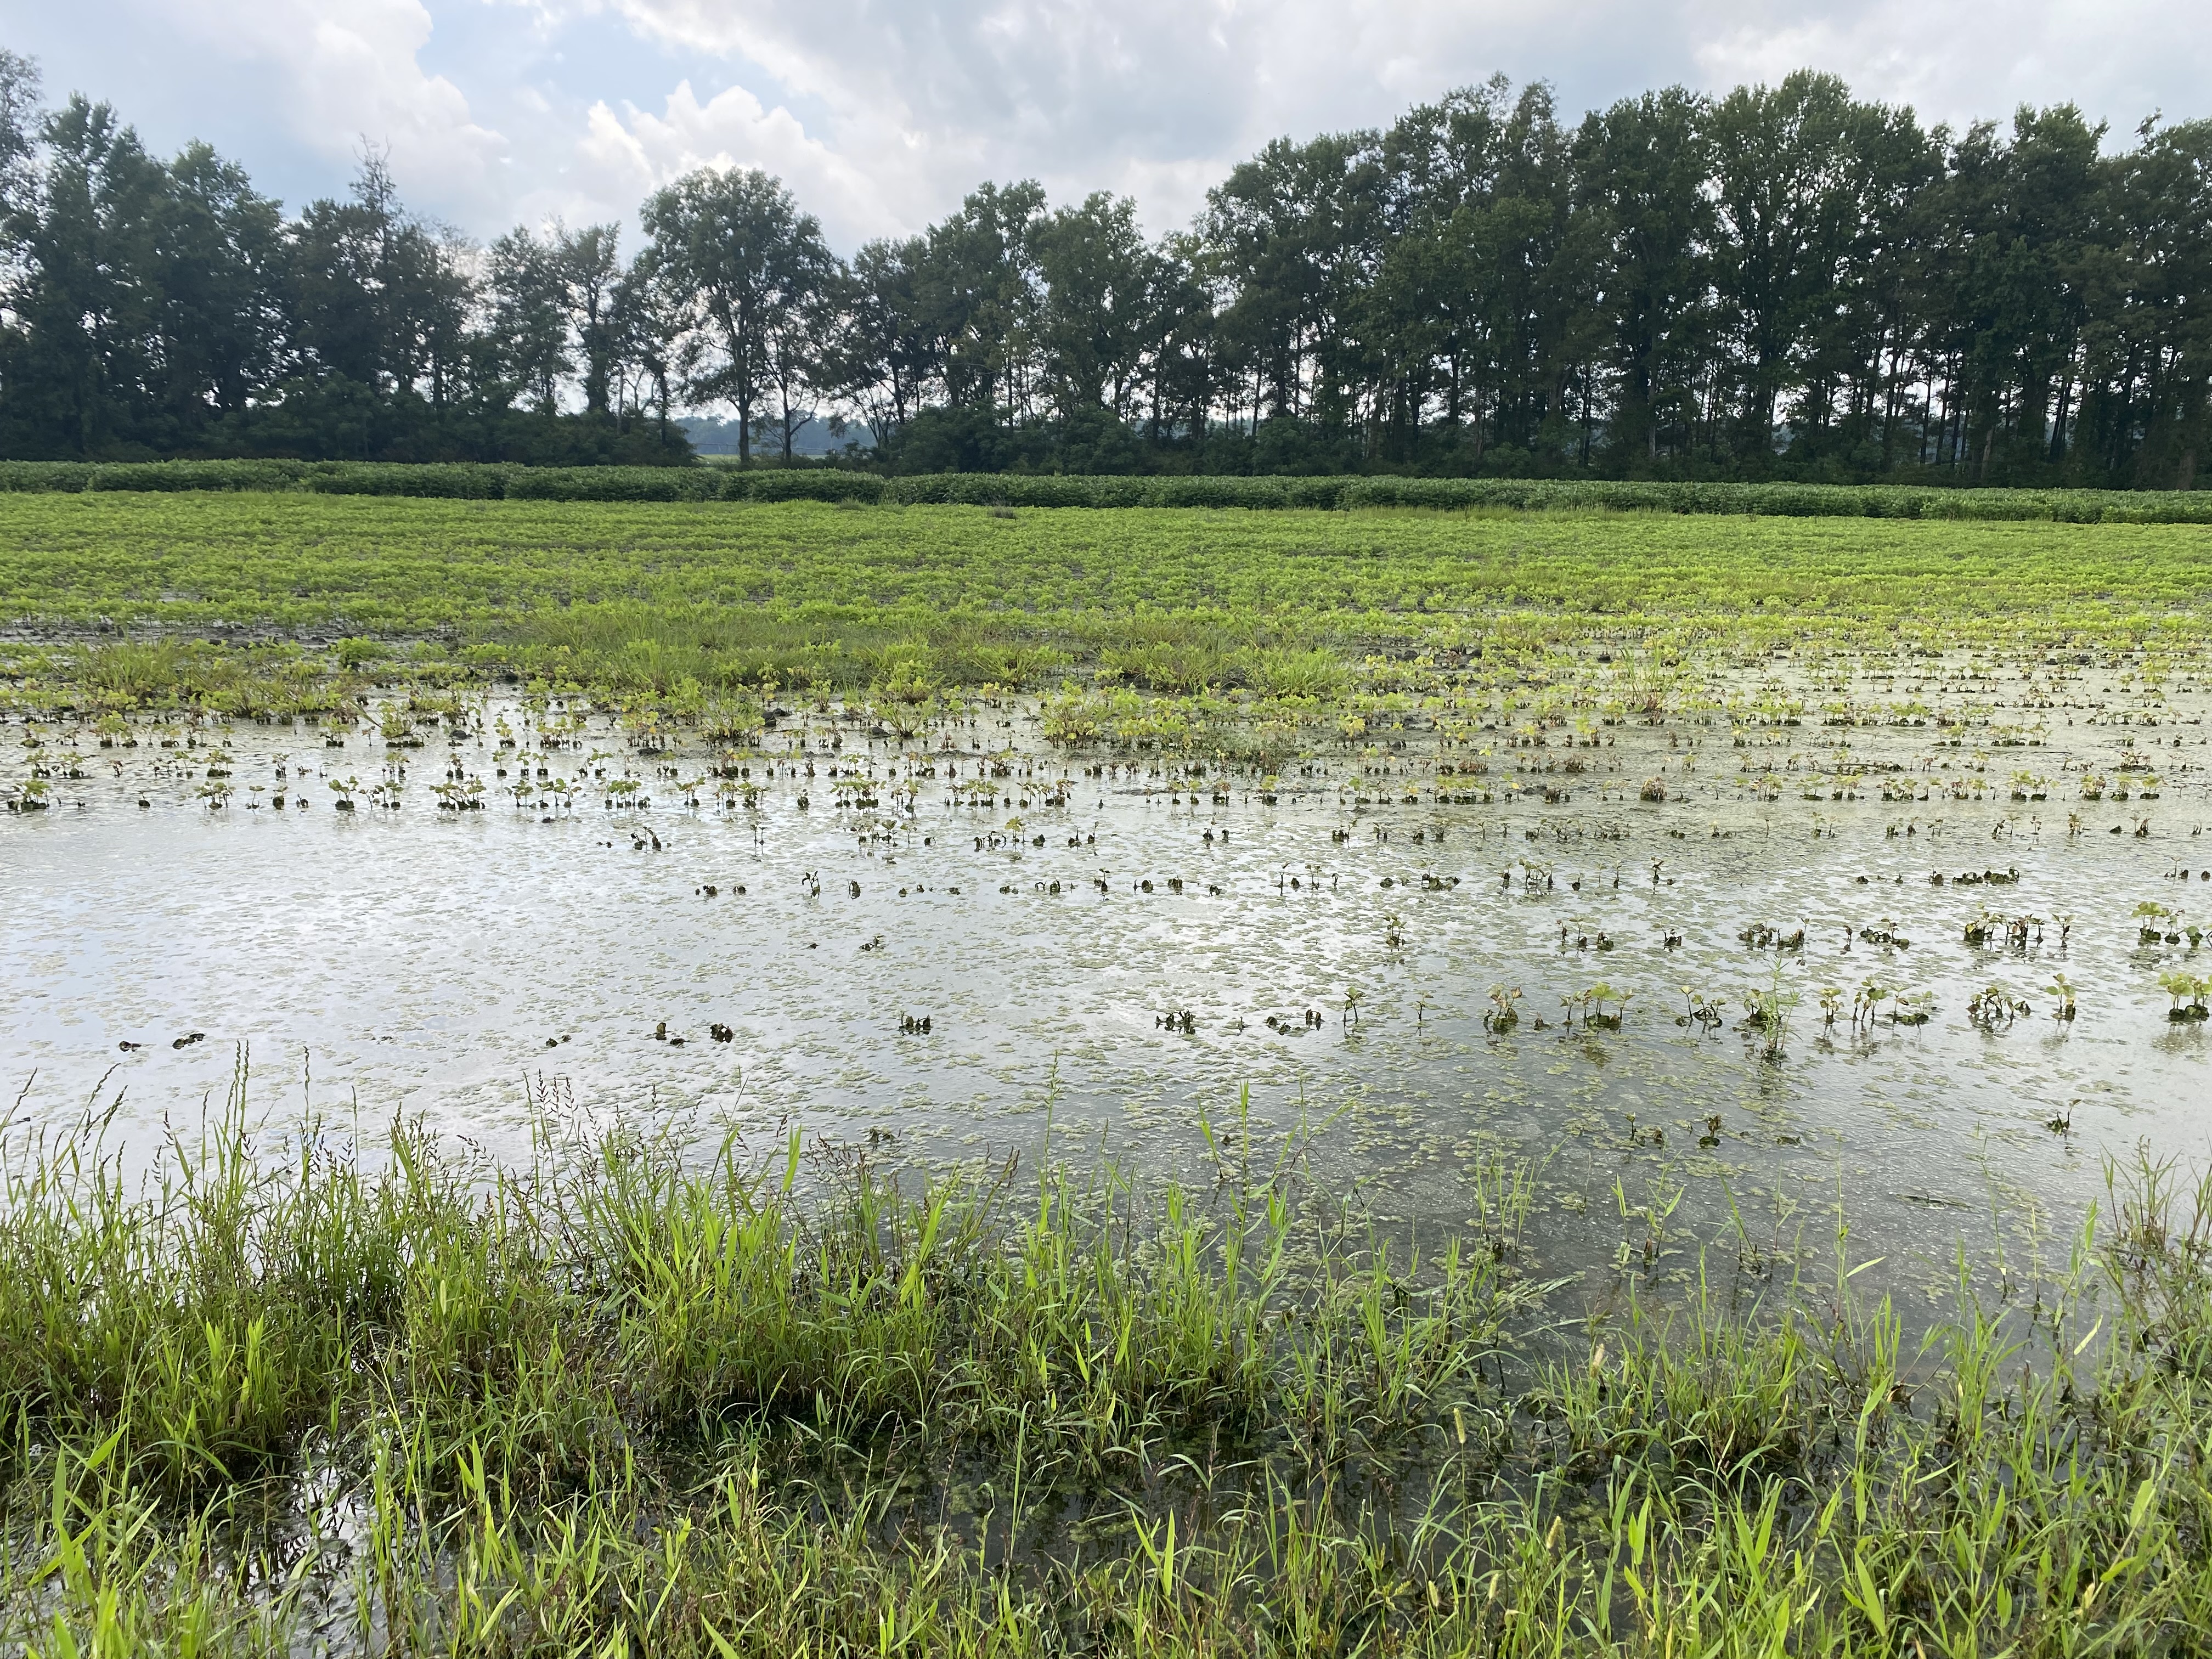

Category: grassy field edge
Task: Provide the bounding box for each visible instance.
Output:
[2,1086,2207,1654]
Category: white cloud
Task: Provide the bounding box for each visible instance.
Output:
[160,0,511,213]
[550,0,1616,236]
[1686,0,2203,134]
[554,81,904,246]
[21,0,2212,242]
[575,0,2210,244]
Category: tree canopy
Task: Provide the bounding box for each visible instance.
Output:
[0,52,2205,484]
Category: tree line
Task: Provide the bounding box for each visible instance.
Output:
[1,49,2206,484]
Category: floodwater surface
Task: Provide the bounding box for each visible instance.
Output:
[6,665,2210,1302]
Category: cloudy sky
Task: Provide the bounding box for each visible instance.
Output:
[6,0,2209,250]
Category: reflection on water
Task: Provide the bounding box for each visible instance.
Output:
[5,680,2208,1308]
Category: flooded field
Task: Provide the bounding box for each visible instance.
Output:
[8,496,2212,1654]
[9,652,2207,1305]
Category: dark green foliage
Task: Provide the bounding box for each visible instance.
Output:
[8,460,2212,518]
[4,57,2210,486]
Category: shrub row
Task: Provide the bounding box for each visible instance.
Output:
[0,459,877,504]
[884,473,2212,519]
[2,458,2208,520]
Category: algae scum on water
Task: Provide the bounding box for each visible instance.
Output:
[2,496,2211,1654]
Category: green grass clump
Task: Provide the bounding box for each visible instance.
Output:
[3,1077,2210,1655]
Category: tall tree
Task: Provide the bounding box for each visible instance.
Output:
[556,223,625,416]
[487,225,571,413]
[1707,73,1871,458]
[144,142,285,431]
[6,96,167,455]
[911,180,1048,415]
[1207,133,1381,426]
[2098,117,2212,487]
[641,167,830,463]
[1576,88,1713,465]
[612,246,682,443]
[762,231,836,461]
[1034,191,1156,422]
[821,236,934,448]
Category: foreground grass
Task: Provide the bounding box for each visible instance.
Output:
[3,495,2211,721]
[1,1081,2208,1655]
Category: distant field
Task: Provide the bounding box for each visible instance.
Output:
[7,493,2212,630]
[2,494,2209,708]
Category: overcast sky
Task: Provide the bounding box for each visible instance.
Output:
[6,0,2209,251]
